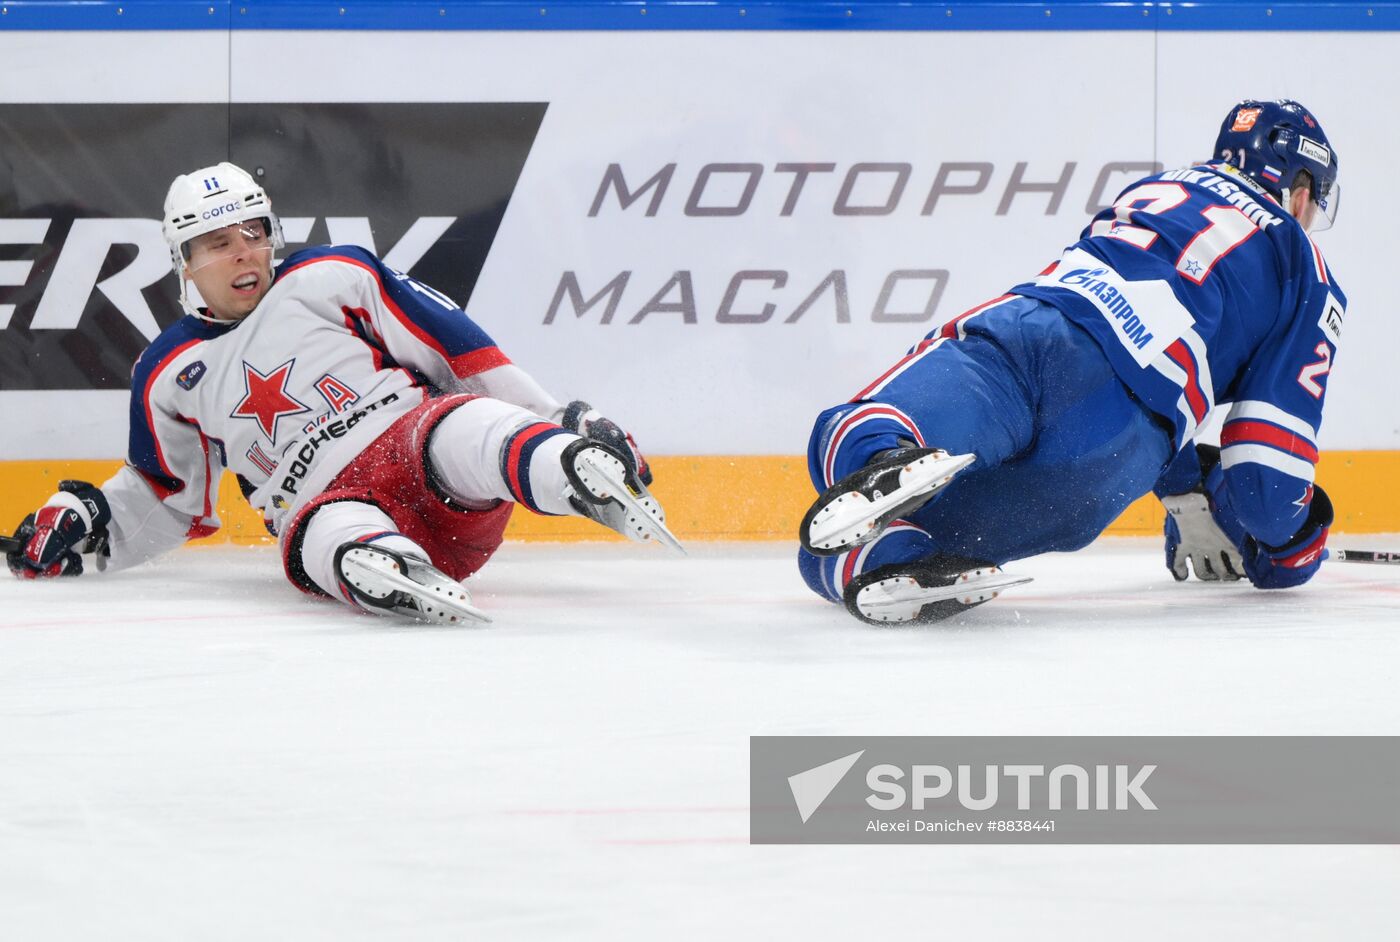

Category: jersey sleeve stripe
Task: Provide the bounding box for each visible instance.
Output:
[1225,400,1317,441]
[1164,339,1210,425]
[449,346,512,379]
[1172,398,1199,441]
[1221,419,1319,463]
[1145,353,1200,440]
[1220,443,1317,483]
[1177,327,1215,410]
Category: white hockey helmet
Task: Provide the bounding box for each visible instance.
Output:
[162,161,284,272]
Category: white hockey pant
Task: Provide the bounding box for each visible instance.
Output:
[301,397,579,602]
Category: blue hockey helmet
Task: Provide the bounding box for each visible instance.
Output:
[1214,100,1339,231]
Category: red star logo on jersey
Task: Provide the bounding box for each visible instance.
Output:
[230,359,311,445]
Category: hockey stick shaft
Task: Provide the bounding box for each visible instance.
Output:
[1332,549,1400,565]
[0,534,18,554]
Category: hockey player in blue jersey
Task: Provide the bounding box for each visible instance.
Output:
[799,100,1344,625]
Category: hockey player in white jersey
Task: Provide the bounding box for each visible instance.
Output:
[5,162,681,623]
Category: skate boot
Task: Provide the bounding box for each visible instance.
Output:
[844,553,1031,626]
[334,542,490,624]
[561,438,685,554]
[801,448,975,556]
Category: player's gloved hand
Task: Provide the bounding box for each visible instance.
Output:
[5,480,111,580]
[1162,490,1245,581]
[1158,445,1244,581]
[560,400,652,486]
[1195,459,1332,590]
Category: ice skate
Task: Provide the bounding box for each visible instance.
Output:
[801,448,975,556]
[334,542,490,625]
[562,439,685,554]
[844,554,1031,626]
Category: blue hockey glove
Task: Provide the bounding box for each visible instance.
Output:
[1158,445,1330,588]
[1158,445,1244,581]
[1202,463,1332,590]
[561,400,652,486]
[5,481,111,580]
[1215,470,1332,587]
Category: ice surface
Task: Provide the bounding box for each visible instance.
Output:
[2,538,1398,940]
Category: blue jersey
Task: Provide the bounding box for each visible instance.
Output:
[1012,163,1345,547]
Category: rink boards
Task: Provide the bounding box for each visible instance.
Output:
[2,6,1397,538]
[2,451,1397,543]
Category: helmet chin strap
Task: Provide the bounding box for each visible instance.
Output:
[187,306,228,325]
[178,271,227,323]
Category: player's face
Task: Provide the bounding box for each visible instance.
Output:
[183,221,274,320]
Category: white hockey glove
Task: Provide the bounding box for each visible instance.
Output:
[559,400,652,486]
[1162,490,1245,582]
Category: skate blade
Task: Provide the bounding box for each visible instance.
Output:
[339,548,491,625]
[854,570,1032,624]
[573,450,687,555]
[807,451,975,553]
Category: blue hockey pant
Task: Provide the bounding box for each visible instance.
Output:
[800,296,1173,603]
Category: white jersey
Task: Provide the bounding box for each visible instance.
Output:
[103,244,559,570]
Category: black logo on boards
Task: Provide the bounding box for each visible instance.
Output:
[0,103,546,391]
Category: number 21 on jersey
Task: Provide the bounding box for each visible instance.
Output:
[1090,182,1259,285]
